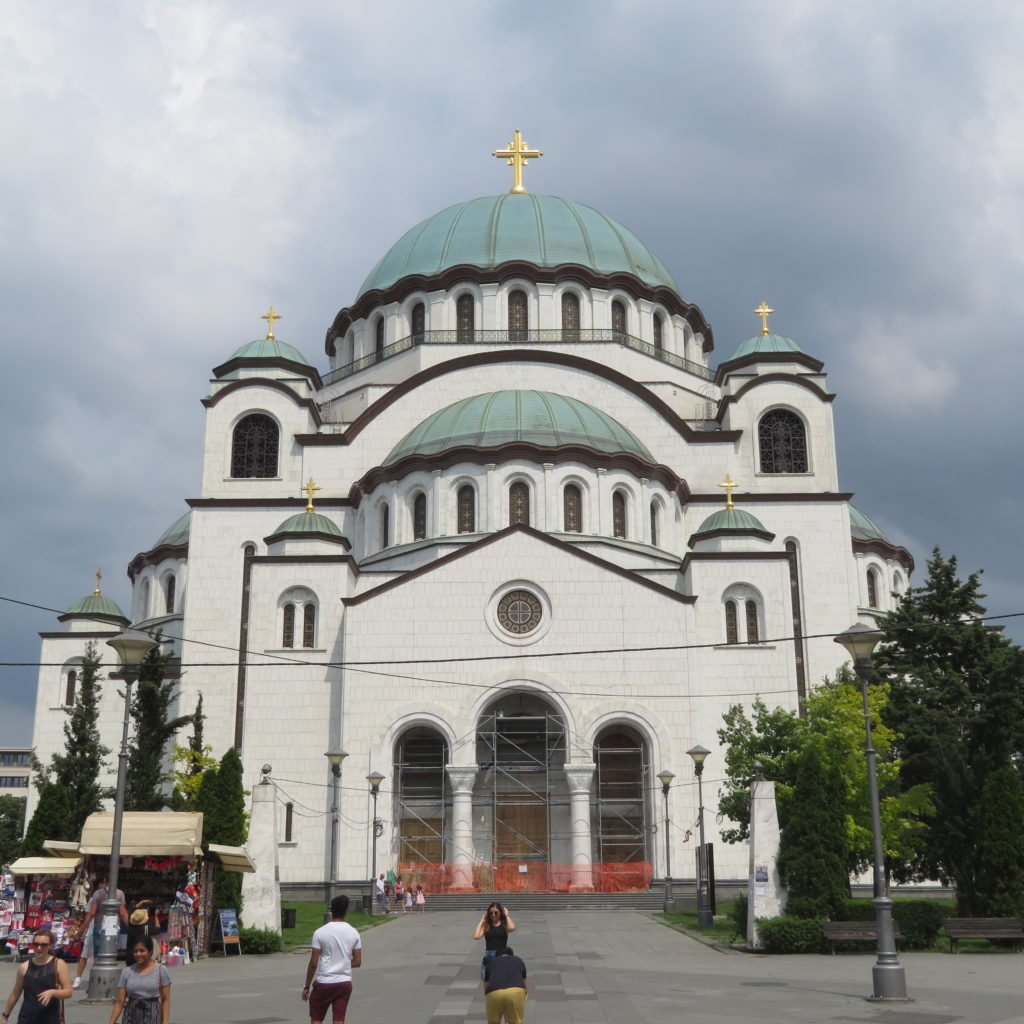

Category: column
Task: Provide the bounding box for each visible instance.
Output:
[542,463,554,532]
[432,469,445,537]
[486,464,498,532]
[241,780,281,931]
[445,765,478,892]
[563,764,596,891]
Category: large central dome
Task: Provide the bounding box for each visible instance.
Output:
[358,194,678,297]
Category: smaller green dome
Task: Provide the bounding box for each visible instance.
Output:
[850,505,888,543]
[229,337,312,366]
[267,511,345,542]
[727,333,807,361]
[693,507,769,536]
[65,594,128,620]
[154,511,191,548]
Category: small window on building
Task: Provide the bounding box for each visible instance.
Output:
[893,572,904,599]
[650,501,659,547]
[165,575,176,614]
[231,413,279,478]
[508,290,528,341]
[302,602,315,649]
[284,802,294,842]
[563,484,582,532]
[244,544,256,558]
[725,600,739,645]
[745,600,760,644]
[562,292,580,339]
[509,481,530,527]
[65,670,77,706]
[282,603,295,648]
[411,302,425,344]
[612,491,627,539]
[611,299,627,337]
[653,312,664,351]
[867,567,880,609]
[758,409,808,473]
[457,485,476,533]
[413,493,427,540]
[456,294,475,340]
[375,317,385,358]
[380,503,390,548]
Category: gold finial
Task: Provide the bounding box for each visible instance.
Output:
[261,306,282,340]
[719,474,738,510]
[492,130,543,194]
[753,301,775,336]
[303,477,321,513]
[93,568,102,596]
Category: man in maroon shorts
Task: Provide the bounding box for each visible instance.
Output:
[302,895,362,1024]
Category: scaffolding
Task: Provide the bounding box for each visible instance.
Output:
[594,730,651,863]
[395,728,448,863]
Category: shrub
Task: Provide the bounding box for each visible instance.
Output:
[238,927,282,954]
[727,894,748,941]
[839,897,945,949]
[757,916,826,954]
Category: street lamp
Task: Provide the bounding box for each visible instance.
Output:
[656,770,675,913]
[366,771,385,913]
[834,622,910,1002]
[88,629,157,1001]
[325,749,348,886]
[687,744,713,927]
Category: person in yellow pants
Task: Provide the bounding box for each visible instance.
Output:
[482,946,528,1024]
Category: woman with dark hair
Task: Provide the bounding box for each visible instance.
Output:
[1,929,71,1024]
[472,902,516,978]
[106,935,171,1024]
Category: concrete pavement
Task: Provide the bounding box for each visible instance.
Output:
[4,911,1024,1023]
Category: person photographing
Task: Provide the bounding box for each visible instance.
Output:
[483,946,528,1024]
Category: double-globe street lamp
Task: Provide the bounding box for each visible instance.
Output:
[325,749,348,886]
[366,771,385,912]
[656,770,675,912]
[687,744,713,927]
[88,629,158,1001]
[834,622,910,1002]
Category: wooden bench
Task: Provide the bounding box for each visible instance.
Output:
[943,917,1024,953]
[822,920,902,953]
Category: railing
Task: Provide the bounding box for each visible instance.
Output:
[322,329,715,386]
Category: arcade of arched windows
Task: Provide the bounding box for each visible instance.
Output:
[859,559,908,613]
[279,589,319,650]
[722,585,764,646]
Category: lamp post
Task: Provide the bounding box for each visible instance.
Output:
[834,622,910,1002]
[88,629,157,1001]
[366,771,385,913]
[687,744,713,927]
[325,749,348,887]
[656,770,675,912]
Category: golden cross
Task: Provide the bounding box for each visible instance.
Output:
[492,130,543,195]
[753,301,774,336]
[261,306,282,340]
[719,474,738,510]
[94,568,102,596]
[303,477,321,513]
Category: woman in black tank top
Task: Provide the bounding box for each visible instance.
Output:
[473,902,517,978]
[1,928,72,1024]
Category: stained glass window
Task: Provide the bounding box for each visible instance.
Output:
[745,600,760,644]
[457,485,476,533]
[758,409,808,473]
[65,670,77,706]
[611,299,627,337]
[725,600,739,645]
[509,481,530,526]
[282,603,295,648]
[411,302,425,344]
[508,290,528,341]
[867,568,879,609]
[497,589,542,635]
[231,413,279,478]
[375,317,385,358]
[563,484,582,532]
[457,294,475,341]
[612,491,627,539]
[302,602,315,648]
[413,493,427,540]
[562,292,580,339]
[165,575,175,614]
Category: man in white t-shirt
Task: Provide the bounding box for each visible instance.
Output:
[302,895,362,1024]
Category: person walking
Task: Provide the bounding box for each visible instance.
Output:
[106,936,170,1024]
[302,895,362,1024]
[404,887,413,914]
[414,885,426,913]
[2,929,72,1024]
[72,876,129,990]
[373,874,388,915]
[393,876,404,913]
[473,902,516,978]
[483,946,528,1024]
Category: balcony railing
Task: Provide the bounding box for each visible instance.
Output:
[322,329,715,386]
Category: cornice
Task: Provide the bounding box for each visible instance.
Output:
[853,537,915,573]
[186,497,353,508]
[717,373,835,417]
[263,530,352,550]
[128,542,189,582]
[684,491,853,505]
[687,527,776,549]
[201,377,323,426]
[680,550,791,572]
[715,350,824,381]
[211,356,322,388]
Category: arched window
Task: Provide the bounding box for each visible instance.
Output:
[302,602,316,648]
[65,670,77,706]
[745,600,760,644]
[282,603,295,648]
[758,409,808,473]
[509,481,530,526]
[380,503,390,548]
[456,293,475,341]
[165,575,176,614]
[411,302,425,344]
[231,413,279,478]
[562,292,580,339]
[594,727,650,863]
[893,572,904,599]
[653,312,664,351]
[457,485,476,533]
[244,544,256,558]
[649,501,659,547]
[725,600,739,645]
[612,491,627,539]
[563,484,582,532]
[867,567,880,609]
[284,802,294,842]
[138,578,150,620]
[413,493,427,540]
[374,317,385,359]
[611,299,627,338]
[508,290,528,341]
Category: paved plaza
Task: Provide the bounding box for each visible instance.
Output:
[4,911,1024,1024]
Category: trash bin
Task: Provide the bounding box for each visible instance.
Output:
[361,895,373,915]
[281,907,297,930]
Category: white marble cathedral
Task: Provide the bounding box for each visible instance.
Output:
[30,134,913,889]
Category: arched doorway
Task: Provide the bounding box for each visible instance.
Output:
[394,727,449,863]
[594,726,651,863]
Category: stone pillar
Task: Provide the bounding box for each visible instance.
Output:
[445,765,478,892]
[241,779,282,932]
[432,469,444,537]
[542,463,554,532]
[485,464,497,532]
[563,764,596,891]
[595,468,607,533]
[747,774,786,950]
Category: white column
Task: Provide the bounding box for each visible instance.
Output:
[486,464,498,532]
[432,469,444,537]
[542,463,554,532]
[595,468,608,534]
[445,765,478,892]
[639,477,650,543]
[563,764,596,891]
[747,776,786,950]
[241,780,282,931]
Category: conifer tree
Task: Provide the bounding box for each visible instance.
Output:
[196,748,248,915]
[21,784,70,856]
[0,795,27,865]
[975,765,1024,918]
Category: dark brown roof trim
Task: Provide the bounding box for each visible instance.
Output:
[680,550,791,572]
[685,492,854,505]
[56,613,129,626]
[715,350,824,380]
[39,629,123,639]
[186,497,353,508]
[343,523,696,608]
[687,527,776,549]
[717,374,835,418]
[252,555,354,566]
[302,349,741,448]
[211,356,322,387]
[326,261,714,356]
[201,378,324,426]
[128,542,189,582]
[852,537,915,572]
[263,529,352,550]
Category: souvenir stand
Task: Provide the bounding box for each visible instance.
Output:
[3,856,85,961]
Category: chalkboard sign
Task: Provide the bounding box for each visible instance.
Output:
[217,909,241,955]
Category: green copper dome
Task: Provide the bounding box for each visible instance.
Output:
[385,390,655,465]
[692,507,770,537]
[358,194,679,297]
[268,511,344,540]
[229,337,312,366]
[849,505,889,543]
[154,511,191,548]
[727,333,807,361]
[65,593,128,621]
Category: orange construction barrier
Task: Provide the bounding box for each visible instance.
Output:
[396,861,653,894]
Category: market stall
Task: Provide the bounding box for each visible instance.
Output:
[3,856,84,961]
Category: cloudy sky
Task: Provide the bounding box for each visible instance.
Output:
[2,1,1022,745]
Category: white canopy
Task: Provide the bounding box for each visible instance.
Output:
[204,843,256,873]
[9,856,83,876]
[78,811,204,857]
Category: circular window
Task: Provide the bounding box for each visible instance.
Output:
[496,589,543,635]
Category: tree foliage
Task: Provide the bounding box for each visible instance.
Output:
[975,765,1024,918]
[170,694,217,809]
[21,784,70,856]
[195,748,248,916]
[0,795,27,865]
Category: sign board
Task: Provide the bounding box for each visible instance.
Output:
[217,909,241,955]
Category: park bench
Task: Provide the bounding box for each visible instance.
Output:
[943,917,1024,953]
[822,920,902,954]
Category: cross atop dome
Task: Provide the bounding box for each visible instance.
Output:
[753,301,774,336]
[303,477,320,513]
[719,473,738,510]
[94,568,102,596]
[492,130,543,194]
[261,306,282,340]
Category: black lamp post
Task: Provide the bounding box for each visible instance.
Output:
[656,770,675,912]
[834,622,910,1002]
[325,749,348,886]
[687,744,713,927]
[87,629,157,1001]
[366,771,385,913]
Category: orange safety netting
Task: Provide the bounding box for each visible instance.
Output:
[396,862,653,894]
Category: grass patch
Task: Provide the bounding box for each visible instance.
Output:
[282,902,392,950]
[656,909,739,946]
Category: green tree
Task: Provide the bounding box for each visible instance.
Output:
[125,645,192,811]
[170,694,217,809]
[876,549,1024,911]
[0,795,27,865]
[777,735,849,919]
[196,748,248,916]
[21,784,70,856]
[975,765,1024,918]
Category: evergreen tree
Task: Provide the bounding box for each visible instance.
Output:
[876,549,1024,911]
[21,784,70,856]
[47,642,110,837]
[170,694,217,810]
[0,795,27,865]
[777,735,849,919]
[975,765,1024,918]
[196,748,248,916]
[124,646,192,811]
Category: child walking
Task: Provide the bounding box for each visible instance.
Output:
[415,886,426,914]
[404,888,413,914]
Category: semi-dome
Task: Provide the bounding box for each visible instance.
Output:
[64,593,128,622]
[385,390,655,465]
[228,337,312,366]
[849,505,888,543]
[726,333,807,361]
[358,194,679,297]
[154,511,191,548]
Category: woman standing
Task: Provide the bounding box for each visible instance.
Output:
[1,929,71,1024]
[394,876,404,913]
[106,936,171,1024]
[472,902,516,977]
